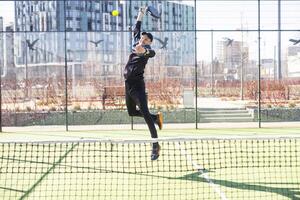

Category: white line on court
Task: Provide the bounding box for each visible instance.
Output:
[176,143,228,200]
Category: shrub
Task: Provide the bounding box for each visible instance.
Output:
[278,104,284,108]
[26,106,32,112]
[73,104,81,111]
[36,100,45,106]
[49,106,56,111]
[157,105,163,111]
[288,102,296,108]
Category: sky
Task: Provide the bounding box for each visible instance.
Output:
[0,1,14,26]
[0,1,299,61]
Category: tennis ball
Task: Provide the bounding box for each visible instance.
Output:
[111,10,119,17]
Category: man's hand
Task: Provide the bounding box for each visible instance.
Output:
[137,7,146,21]
[139,7,146,14]
[134,44,146,54]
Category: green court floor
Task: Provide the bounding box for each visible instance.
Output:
[0,126,299,199]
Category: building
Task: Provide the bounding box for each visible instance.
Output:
[0,17,3,76]
[123,1,195,81]
[261,58,275,79]
[15,1,124,32]
[288,46,300,57]
[4,24,16,80]
[216,40,249,80]
[14,1,127,83]
[14,1,195,84]
[286,46,300,77]
[0,17,16,79]
[287,53,300,78]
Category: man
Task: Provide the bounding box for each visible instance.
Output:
[124,7,163,160]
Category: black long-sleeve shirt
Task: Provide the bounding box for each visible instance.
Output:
[124,21,155,81]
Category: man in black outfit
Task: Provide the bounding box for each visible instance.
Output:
[124,7,163,160]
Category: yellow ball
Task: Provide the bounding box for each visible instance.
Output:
[112,10,119,17]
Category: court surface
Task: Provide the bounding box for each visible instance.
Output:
[0,125,299,200]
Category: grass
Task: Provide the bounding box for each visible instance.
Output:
[0,127,299,199]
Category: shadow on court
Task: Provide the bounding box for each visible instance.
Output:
[177,172,300,200]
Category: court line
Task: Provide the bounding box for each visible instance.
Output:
[0,186,26,193]
[19,143,78,200]
[176,142,228,200]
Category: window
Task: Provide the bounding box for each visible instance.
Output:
[88,20,92,31]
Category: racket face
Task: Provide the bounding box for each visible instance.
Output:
[147,6,161,19]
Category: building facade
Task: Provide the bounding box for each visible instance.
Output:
[216,40,249,81]
[0,17,3,77]
[14,0,195,83]
[287,46,300,77]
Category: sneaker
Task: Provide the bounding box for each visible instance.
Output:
[151,144,161,161]
[156,112,163,130]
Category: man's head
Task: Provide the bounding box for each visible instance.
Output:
[139,32,153,45]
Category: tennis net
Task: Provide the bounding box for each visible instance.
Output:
[0,137,299,200]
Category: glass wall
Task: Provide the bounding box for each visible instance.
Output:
[0,0,299,129]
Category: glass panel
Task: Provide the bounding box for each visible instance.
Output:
[0,1,66,127]
[197,31,258,124]
[1,0,300,129]
[66,31,129,125]
[2,31,66,126]
[197,1,258,30]
[0,1,15,30]
[261,0,278,30]
[282,0,300,30]
[260,31,300,123]
[67,29,196,126]
[146,31,196,124]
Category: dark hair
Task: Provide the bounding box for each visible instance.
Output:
[142,32,153,42]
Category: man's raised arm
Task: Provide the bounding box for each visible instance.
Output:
[132,8,146,45]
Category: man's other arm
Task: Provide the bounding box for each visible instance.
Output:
[135,45,156,58]
[143,47,156,58]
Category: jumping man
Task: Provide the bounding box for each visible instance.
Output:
[124,7,163,160]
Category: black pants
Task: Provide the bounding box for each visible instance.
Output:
[125,80,158,138]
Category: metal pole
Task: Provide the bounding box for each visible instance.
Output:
[241,32,244,100]
[23,12,29,99]
[258,0,261,128]
[195,0,198,129]
[0,42,2,132]
[240,13,244,100]
[64,0,68,131]
[0,30,3,132]
[129,0,132,27]
[274,45,276,80]
[25,32,28,99]
[241,53,244,100]
[129,0,134,130]
[211,30,214,96]
[278,0,282,80]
